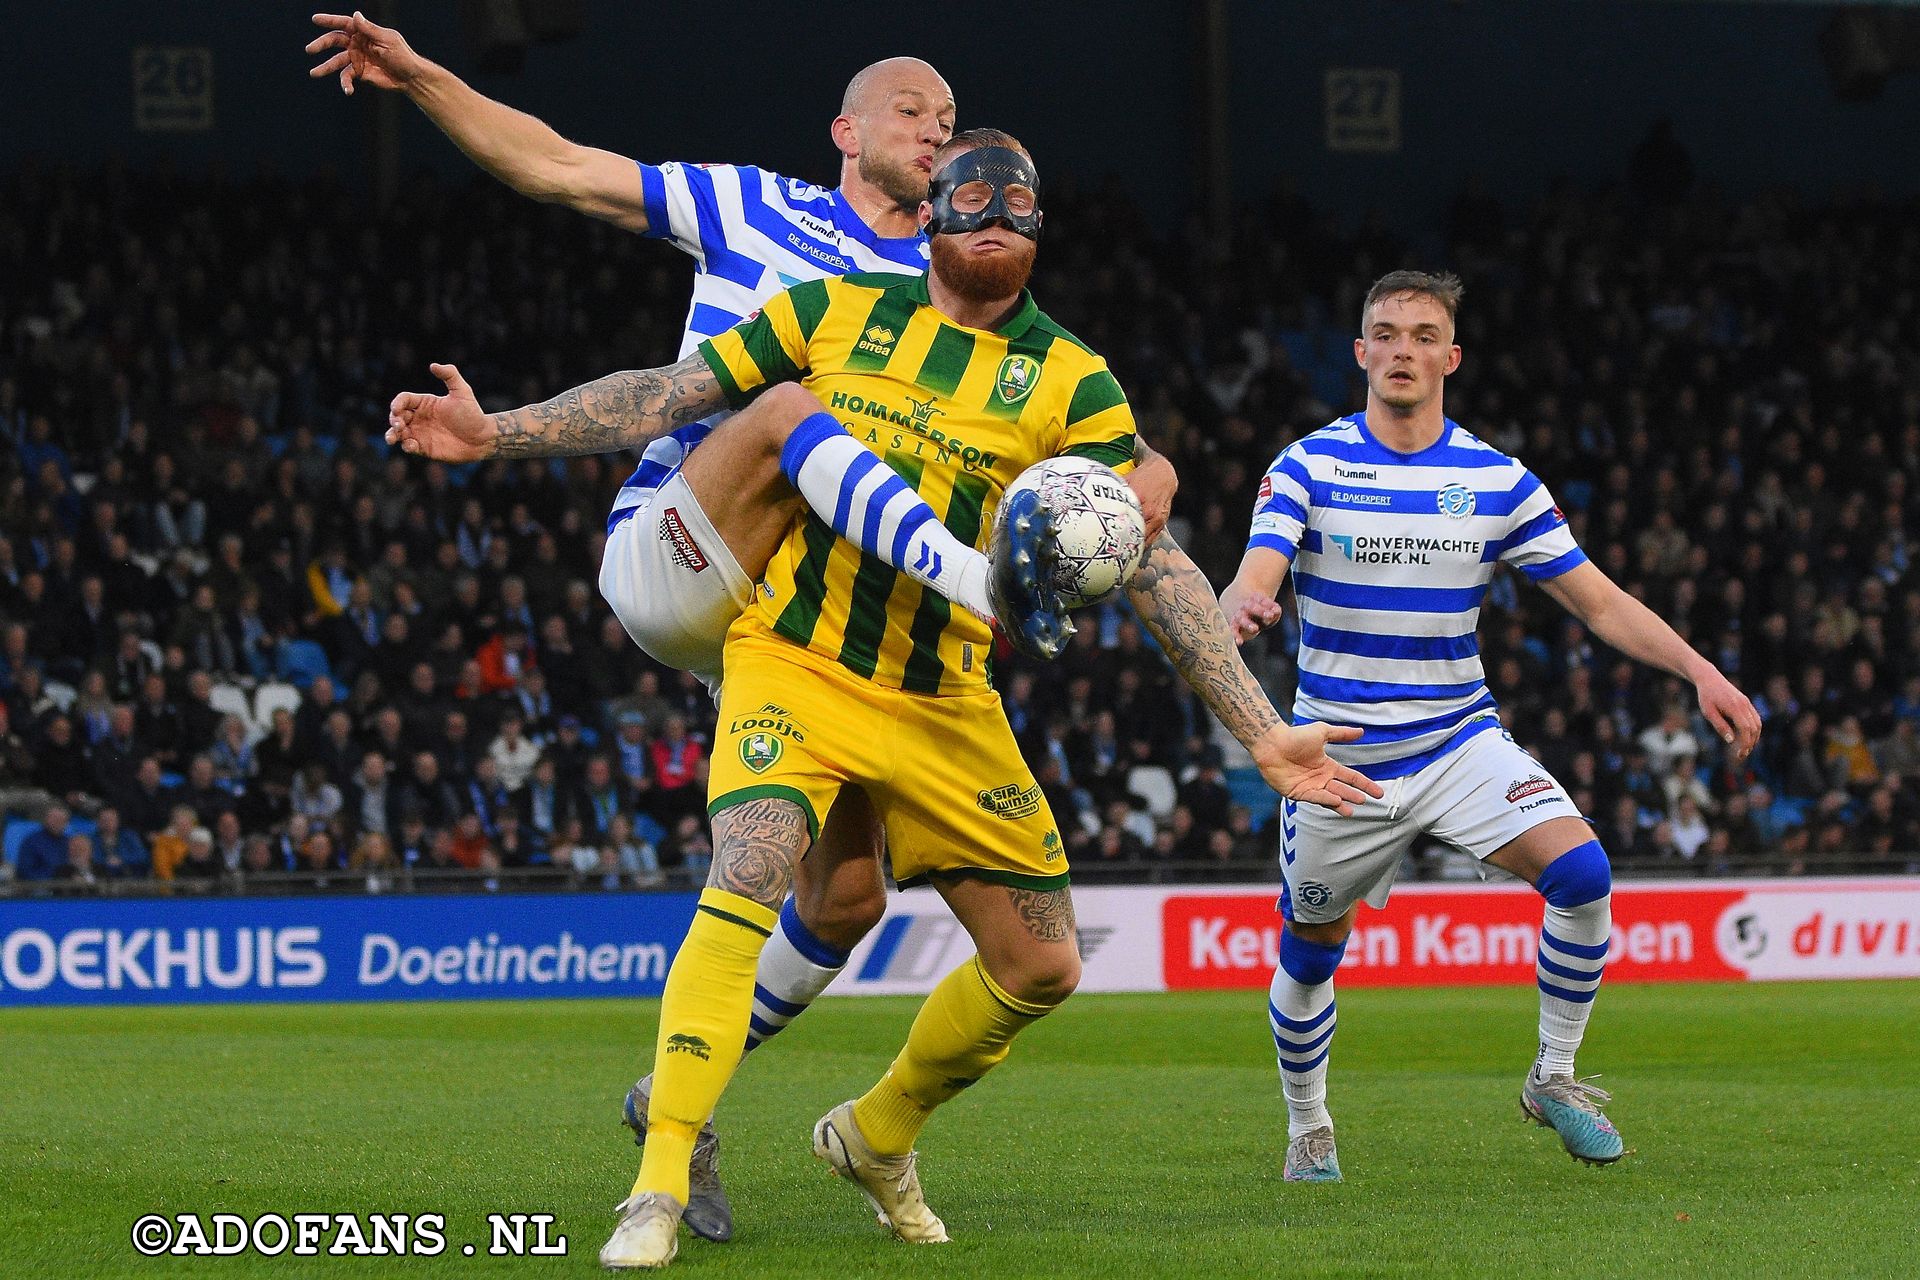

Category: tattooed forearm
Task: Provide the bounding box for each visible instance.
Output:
[488,354,725,458]
[708,798,807,910]
[1126,530,1284,748]
[1006,886,1076,943]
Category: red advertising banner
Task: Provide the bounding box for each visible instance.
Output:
[1162,879,1920,990]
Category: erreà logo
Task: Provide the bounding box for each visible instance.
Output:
[739,733,783,774]
[665,1033,711,1061]
[996,354,1039,403]
[857,325,897,358]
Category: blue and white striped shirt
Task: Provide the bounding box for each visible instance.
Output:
[1248,413,1586,780]
[610,162,930,530]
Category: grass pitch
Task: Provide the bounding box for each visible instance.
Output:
[4,983,1917,1278]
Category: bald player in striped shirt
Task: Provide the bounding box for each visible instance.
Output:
[310,13,1176,1245]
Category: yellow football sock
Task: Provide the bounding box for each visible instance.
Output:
[852,955,1053,1157]
[633,888,776,1202]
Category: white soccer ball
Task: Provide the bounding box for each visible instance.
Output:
[1002,456,1147,609]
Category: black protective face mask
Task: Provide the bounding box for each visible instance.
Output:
[925,146,1043,242]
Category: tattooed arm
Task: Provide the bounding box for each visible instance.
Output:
[1125,530,1381,813]
[384,353,726,463]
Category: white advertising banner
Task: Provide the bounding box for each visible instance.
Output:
[833,878,1920,996]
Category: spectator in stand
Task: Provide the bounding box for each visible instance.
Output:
[16,804,72,881]
[1670,795,1712,860]
[346,751,397,839]
[213,810,247,872]
[31,715,94,812]
[648,714,706,827]
[350,831,399,894]
[89,806,148,877]
[395,750,461,832]
[448,812,492,870]
[610,710,652,795]
[488,711,540,792]
[208,715,257,788]
[173,827,223,884]
[289,763,344,828]
[605,812,662,889]
[667,814,713,882]
[52,832,102,890]
[296,830,342,890]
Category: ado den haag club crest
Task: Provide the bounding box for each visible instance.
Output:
[996,354,1038,403]
[739,732,783,774]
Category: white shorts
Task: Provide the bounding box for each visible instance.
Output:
[599,470,755,691]
[1281,723,1580,924]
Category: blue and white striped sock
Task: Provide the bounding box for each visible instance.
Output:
[1269,930,1344,1138]
[1534,898,1611,1079]
[779,412,993,621]
[745,898,854,1052]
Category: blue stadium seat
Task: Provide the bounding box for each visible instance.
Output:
[1226,767,1280,832]
[275,638,332,689]
[3,818,37,868]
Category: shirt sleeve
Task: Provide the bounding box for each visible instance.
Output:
[1246,444,1311,560]
[632,163,765,294]
[1058,364,1136,477]
[697,281,822,407]
[1497,467,1587,581]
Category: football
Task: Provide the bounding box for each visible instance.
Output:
[1003,456,1147,609]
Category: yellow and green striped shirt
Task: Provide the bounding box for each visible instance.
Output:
[699,271,1137,695]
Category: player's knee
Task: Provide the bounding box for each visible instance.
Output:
[751,383,820,454]
[1279,927,1348,987]
[796,887,887,953]
[997,948,1080,1008]
[1536,839,1612,908]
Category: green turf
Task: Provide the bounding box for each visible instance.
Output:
[3,983,1917,1278]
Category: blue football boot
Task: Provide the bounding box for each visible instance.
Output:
[1522,1073,1625,1165]
[1282,1126,1342,1182]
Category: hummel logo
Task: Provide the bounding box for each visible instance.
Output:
[912,542,942,580]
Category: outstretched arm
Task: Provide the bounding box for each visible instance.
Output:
[1124,531,1381,813]
[308,12,649,231]
[1541,561,1762,759]
[385,354,726,462]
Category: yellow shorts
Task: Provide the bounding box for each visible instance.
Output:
[706,623,1068,890]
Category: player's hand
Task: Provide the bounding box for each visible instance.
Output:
[1227,593,1283,644]
[307,11,423,96]
[1250,723,1383,816]
[1695,668,1762,763]
[386,364,494,462]
[1127,456,1177,545]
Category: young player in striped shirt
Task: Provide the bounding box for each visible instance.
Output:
[1221,271,1762,1178]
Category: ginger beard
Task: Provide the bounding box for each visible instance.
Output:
[929,232,1037,304]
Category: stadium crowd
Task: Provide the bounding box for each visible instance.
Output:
[1,158,1917,893]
